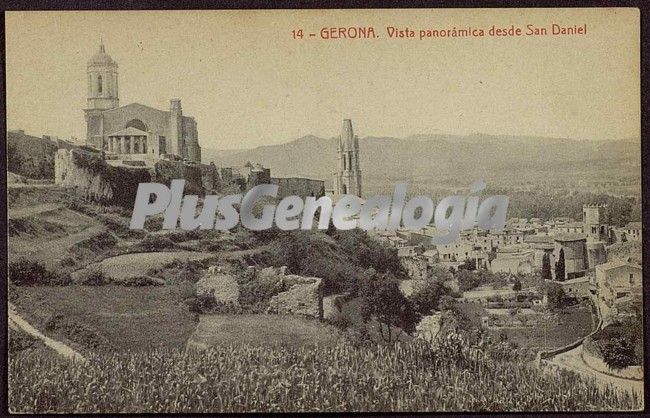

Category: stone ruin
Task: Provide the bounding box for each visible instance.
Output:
[257,266,324,319]
[196,266,240,306]
[196,265,324,319]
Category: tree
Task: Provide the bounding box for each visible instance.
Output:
[7,142,25,174]
[512,277,522,292]
[409,279,446,316]
[600,336,638,370]
[458,258,476,271]
[456,270,480,292]
[541,253,552,281]
[554,248,566,281]
[546,281,566,310]
[438,295,456,312]
[359,274,417,343]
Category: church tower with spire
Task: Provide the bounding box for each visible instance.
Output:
[84,41,119,148]
[333,119,362,197]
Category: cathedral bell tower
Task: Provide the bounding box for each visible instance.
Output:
[334,119,362,197]
[84,41,119,149]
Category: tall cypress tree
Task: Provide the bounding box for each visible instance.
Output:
[555,248,566,281]
[541,253,552,281]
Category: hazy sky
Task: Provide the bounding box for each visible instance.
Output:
[6,9,639,149]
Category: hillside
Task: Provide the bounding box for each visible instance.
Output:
[7,131,59,179]
[202,134,641,195]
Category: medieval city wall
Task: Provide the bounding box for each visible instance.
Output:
[152,160,204,196]
[55,148,152,206]
[271,177,326,198]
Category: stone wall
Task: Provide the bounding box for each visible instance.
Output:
[55,148,151,206]
[271,177,326,198]
[8,130,58,179]
[197,163,221,193]
[152,160,204,196]
[267,274,323,319]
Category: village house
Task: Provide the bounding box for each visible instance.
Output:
[490,247,536,275]
[623,221,642,242]
[594,260,642,308]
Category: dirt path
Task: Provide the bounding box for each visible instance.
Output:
[548,344,643,396]
[8,303,86,362]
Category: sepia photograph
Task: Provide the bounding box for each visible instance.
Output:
[5,7,644,413]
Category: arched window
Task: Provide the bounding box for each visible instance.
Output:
[125,119,147,132]
[97,75,103,94]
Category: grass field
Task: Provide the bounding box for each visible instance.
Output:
[9,340,642,413]
[83,251,214,280]
[189,314,340,348]
[491,305,594,351]
[455,301,594,351]
[9,285,197,352]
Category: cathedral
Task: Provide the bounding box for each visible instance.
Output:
[333,119,362,197]
[83,43,201,165]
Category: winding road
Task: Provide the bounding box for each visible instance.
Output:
[549,344,643,398]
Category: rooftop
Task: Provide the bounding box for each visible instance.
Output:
[557,222,584,229]
[554,233,587,242]
[596,259,641,272]
[107,127,148,137]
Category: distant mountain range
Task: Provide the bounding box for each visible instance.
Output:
[201,133,640,191]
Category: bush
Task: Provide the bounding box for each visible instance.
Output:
[147,259,206,285]
[599,336,638,370]
[137,235,177,251]
[9,328,45,353]
[326,315,353,330]
[587,318,643,369]
[237,274,285,313]
[409,279,449,316]
[9,259,70,286]
[74,266,113,286]
[184,295,242,314]
[196,238,222,252]
[59,256,77,268]
[44,313,114,351]
[343,322,372,348]
[144,216,164,232]
[167,230,201,243]
[121,276,165,287]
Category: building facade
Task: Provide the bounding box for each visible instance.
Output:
[594,260,642,309]
[333,119,362,197]
[553,233,588,280]
[83,43,201,165]
[623,221,642,242]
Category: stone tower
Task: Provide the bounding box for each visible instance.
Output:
[84,41,119,149]
[168,99,183,156]
[334,119,362,197]
[583,204,609,242]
